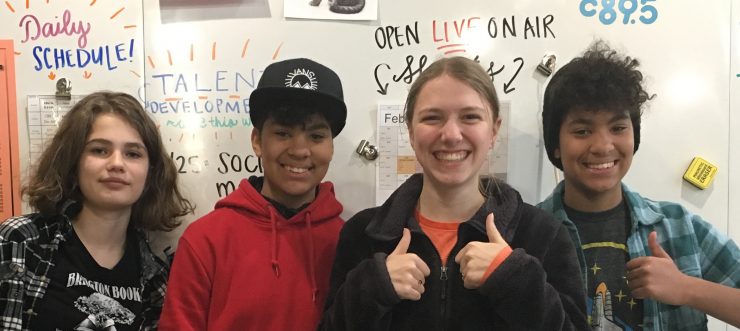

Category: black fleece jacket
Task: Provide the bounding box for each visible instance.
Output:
[319,174,588,331]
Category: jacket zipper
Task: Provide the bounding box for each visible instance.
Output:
[440,265,448,330]
[417,230,450,330]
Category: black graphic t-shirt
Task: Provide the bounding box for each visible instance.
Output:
[566,201,644,331]
[33,228,143,331]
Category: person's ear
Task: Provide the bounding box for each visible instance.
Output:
[490,117,502,149]
[554,147,561,159]
[251,128,262,157]
[407,124,415,149]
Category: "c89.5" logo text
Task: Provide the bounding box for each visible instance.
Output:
[580,0,658,25]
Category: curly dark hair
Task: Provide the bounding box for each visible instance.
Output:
[542,40,655,170]
[22,91,194,231]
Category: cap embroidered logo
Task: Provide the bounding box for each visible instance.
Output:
[285,68,318,90]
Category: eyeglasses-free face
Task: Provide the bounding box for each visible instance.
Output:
[77,113,149,215]
[408,74,500,190]
[251,114,334,208]
[556,109,634,210]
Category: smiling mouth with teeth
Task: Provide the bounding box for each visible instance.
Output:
[586,161,615,169]
[435,151,468,161]
[285,165,310,173]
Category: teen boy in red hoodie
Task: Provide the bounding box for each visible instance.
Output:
[159,58,347,331]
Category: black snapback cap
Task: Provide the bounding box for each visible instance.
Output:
[249,58,347,137]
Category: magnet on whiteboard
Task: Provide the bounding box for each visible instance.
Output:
[536,54,557,76]
[55,78,72,100]
[683,157,718,189]
[356,139,379,160]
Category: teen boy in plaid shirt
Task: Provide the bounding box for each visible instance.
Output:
[538,41,740,330]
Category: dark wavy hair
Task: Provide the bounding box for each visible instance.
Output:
[542,40,656,170]
[404,56,500,125]
[22,91,193,231]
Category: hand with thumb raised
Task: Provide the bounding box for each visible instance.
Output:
[486,212,506,244]
[648,230,670,258]
[386,228,431,301]
[626,231,690,305]
[454,213,510,289]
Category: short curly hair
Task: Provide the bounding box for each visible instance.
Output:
[542,40,655,170]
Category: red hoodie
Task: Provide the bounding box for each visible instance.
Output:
[159,177,344,331]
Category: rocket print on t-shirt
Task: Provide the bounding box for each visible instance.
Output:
[591,282,628,331]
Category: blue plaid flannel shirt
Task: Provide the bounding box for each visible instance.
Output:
[538,182,740,331]
[0,202,169,331]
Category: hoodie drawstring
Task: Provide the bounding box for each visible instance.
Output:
[305,211,318,303]
[267,205,319,303]
[268,207,281,278]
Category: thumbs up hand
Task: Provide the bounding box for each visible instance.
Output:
[386,228,431,301]
[626,231,690,305]
[454,213,510,289]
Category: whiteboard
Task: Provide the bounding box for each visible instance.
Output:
[1,0,145,213]
[1,1,737,329]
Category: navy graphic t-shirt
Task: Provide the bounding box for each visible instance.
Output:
[33,228,143,331]
[566,201,644,331]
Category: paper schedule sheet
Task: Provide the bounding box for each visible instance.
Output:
[27,95,83,164]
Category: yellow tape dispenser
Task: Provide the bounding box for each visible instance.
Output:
[683,157,718,189]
